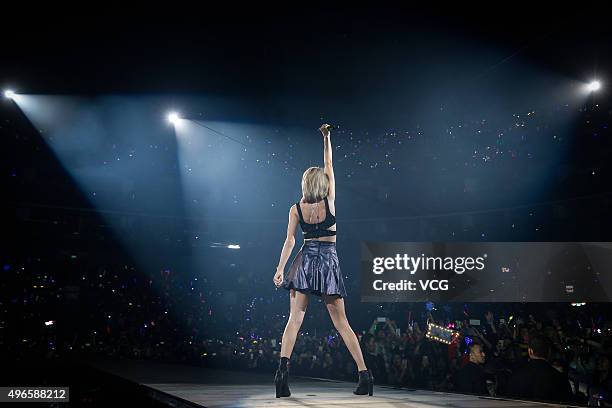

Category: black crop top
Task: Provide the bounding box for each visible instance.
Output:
[296,197,337,239]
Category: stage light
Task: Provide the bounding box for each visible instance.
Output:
[587,80,601,92]
[227,244,241,249]
[167,111,180,125]
[3,89,15,99]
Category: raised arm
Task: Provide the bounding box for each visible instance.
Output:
[319,124,335,200]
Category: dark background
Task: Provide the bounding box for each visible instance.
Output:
[1,7,611,406]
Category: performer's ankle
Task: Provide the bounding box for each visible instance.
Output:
[279,356,290,371]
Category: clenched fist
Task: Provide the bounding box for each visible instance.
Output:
[273,268,284,288]
[319,124,332,138]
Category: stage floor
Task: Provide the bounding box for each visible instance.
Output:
[88,360,575,408]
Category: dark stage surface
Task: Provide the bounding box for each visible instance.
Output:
[87,360,577,407]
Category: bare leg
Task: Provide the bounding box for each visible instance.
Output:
[280,288,309,358]
[324,295,367,371]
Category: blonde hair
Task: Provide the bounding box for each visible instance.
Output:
[301,167,329,203]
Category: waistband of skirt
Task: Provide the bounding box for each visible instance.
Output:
[303,240,336,246]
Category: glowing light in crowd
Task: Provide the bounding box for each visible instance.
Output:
[426,323,457,345]
[3,89,16,99]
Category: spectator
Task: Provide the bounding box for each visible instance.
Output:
[455,342,488,395]
[506,334,573,403]
[387,352,411,387]
[361,333,387,385]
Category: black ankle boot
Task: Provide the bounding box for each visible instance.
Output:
[274,366,291,398]
[353,369,374,396]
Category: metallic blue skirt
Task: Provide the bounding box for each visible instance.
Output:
[282,240,347,298]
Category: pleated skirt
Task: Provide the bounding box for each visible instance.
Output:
[282,240,347,298]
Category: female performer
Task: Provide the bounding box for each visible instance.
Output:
[272,124,374,398]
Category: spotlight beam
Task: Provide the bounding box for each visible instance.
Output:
[191,120,249,148]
